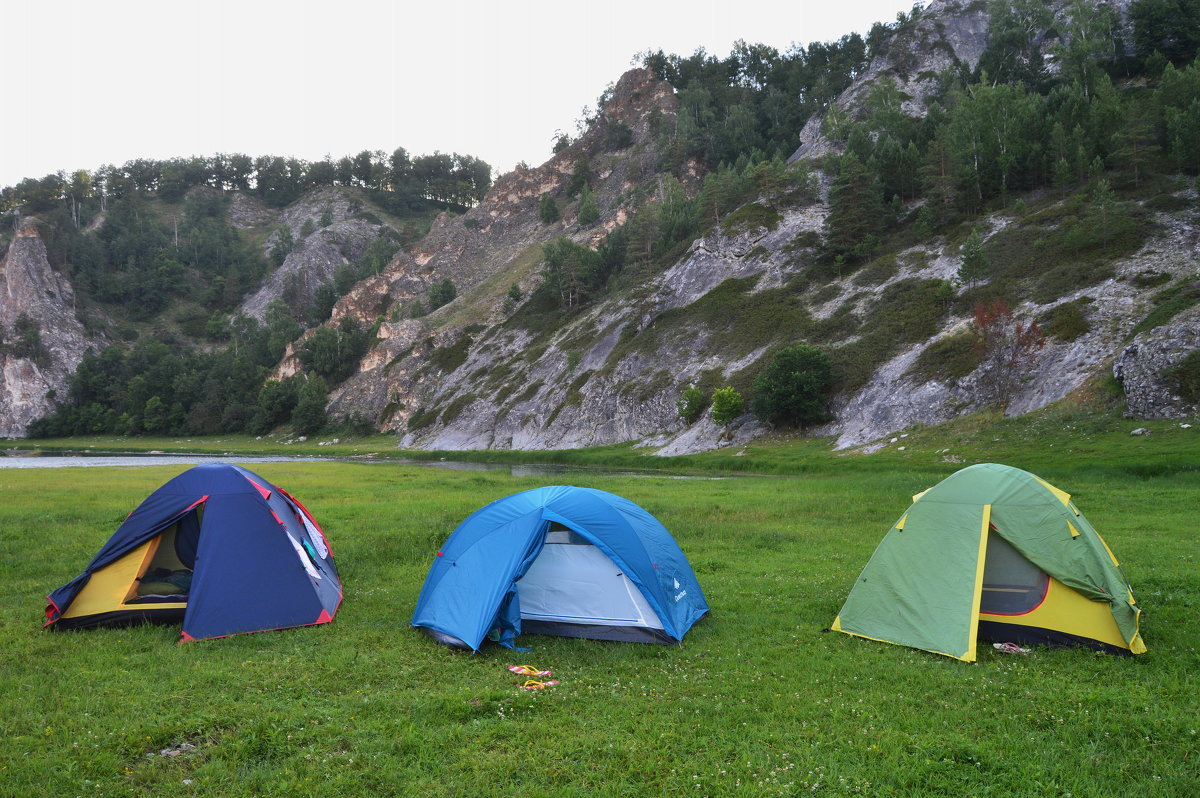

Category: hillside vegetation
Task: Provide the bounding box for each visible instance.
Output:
[4,0,1199,450]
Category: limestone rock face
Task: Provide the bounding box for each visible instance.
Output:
[789,0,991,163]
[1114,305,1200,418]
[0,218,97,437]
[240,187,396,323]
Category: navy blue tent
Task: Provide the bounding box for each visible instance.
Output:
[45,463,341,641]
[412,485,708,650]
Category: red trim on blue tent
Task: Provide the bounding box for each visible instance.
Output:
[177,594,342,643]
[244,477,272,501]
[278,486,336,556]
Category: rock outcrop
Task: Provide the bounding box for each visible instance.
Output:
[1114,304,1200,418]
[240,187,398,322]
[0,218,96,437]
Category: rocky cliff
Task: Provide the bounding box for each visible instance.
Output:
[297,1,1195,454]
[239,187,400,322]
[0,218,96,437]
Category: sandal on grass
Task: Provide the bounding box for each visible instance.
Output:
[508,665,552,676]
[518,679,560,690]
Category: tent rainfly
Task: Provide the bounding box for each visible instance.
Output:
[45,463,341,641]
[833,463,1145,661]
[412,485,709,651]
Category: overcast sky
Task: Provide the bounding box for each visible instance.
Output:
[3,0,916,188]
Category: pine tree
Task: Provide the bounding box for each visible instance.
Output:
[957,228,989,289]
[824,152,885,262]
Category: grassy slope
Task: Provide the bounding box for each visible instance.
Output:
[1,425,1197,795]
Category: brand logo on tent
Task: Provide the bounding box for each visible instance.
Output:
[673,578,680,590]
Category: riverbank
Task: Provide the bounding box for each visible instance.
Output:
[8,404,1198,478]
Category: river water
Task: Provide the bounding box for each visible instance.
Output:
[0,450,725,479]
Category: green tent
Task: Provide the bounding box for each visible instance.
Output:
[833,463,1145,662]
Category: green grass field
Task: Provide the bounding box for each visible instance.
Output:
[1,424,1197,796]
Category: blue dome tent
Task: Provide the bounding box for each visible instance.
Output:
[412,486,708,651]
[45,463,342,642]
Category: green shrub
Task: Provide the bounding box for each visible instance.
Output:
[440,392,478,425]
[538,193,560,223]
[750,345,833,428]
[1131,280,1200,337]
[1039,300,1092,342]
[1167,350,1200,403]
[676,386,707,423]
[428,333,474,373]
[910,331,982,382]
[1129,270,1173,289]
[711,386,744,426]
[852,254,899,286]
[406,406,437,431]
[721,203,782,236]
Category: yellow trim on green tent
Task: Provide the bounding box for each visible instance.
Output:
[1034,477,1072,507]
[1067,520,1080,538]
[963,504,992,661]
[833,615,967,661]
[979,576,1129,650]
[1095,532,1121,566]
[895,513,907,531]
[911,488,930,504]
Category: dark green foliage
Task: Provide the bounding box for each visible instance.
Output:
[29,329,272,438]
[676,386,707,423]
[829,278,952,395]
[641,33,867,168]
[750,345,833,428]
[974,0,1054,89]
[532,237,617,313]
[4,314,46,364]
[852,254,899,287]
[249,377,300,434]
[577,184,600,226]
[1039,299,1093,341]
[604,121,633,151]
[910,331,983,382]
[1131,280,1200,336]
[427,332,475,374]
[297,317,369,384]
[1167,349,1200,402]
[957,228,988,288]
[429,278,456,311]
[980,196,1152,304]
[823,152,885,263]
[269,226,294,268]
[1131,0,1200,66]
[407,406,437,431]
[538,193,560,224]
[290,375,328,436]
[721,203,781,236]
[710,386,744,426]
[440,393,478,425]
[1129,270,1173,289]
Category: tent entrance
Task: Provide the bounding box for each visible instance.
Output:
[57,506,202,629]
[980,529,1049,615]
[978,527,1128,652]
[516,524,669,643]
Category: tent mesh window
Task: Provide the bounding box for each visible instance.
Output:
[980,530,1049,615]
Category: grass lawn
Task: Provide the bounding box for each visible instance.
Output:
[1,430,1197,795]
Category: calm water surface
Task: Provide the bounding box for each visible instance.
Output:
[1,450,725,479]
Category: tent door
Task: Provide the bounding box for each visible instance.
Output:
[516,526,664,631]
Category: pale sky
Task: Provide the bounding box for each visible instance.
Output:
[2,0,916,188]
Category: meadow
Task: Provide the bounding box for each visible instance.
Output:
[1,423,1197,796]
